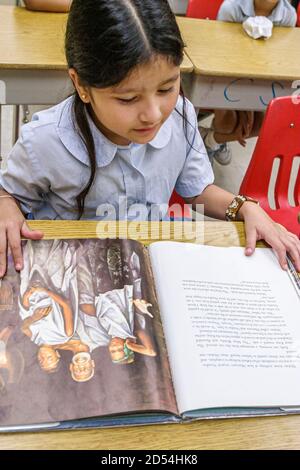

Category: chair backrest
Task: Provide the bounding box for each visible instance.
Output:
[297,4,300,27]
[186,0,224,19]
[240,96,300,211]
[168,191,192,220]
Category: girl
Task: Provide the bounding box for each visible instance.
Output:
[0,0,299,275]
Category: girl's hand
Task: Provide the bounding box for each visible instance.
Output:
[0,196,43,276]
[240,202,300,271]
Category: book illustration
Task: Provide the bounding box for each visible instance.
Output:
[0,326,24,394]
[0,277,25,396]
[0,239,177,427]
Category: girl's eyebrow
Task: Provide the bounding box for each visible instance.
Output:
[158,74,180,86]
[113,74,180,94]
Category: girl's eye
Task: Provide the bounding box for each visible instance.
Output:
[117,97,137,103]
[158,87,174,94]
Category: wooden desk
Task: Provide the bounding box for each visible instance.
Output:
[178,17,300,111]
[0,6,69,105]
[0,220,300,450]
[0,6,193,106]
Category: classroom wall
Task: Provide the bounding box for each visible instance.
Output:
[0,1,19,5]
[167,0,188,15]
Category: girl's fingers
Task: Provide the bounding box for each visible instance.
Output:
[7,224,23,271]
[274,244,289,270]
[0,228,7,277]
[265,235,288,270]
[21,221,44,240]
[244,226,257,256]
[284,236,300,272]
[274,224,300,270]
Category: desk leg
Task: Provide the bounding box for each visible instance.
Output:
[13,105,20,144]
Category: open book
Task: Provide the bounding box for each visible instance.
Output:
[0,238,299,432]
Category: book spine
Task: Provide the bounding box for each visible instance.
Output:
[286,255,300,295]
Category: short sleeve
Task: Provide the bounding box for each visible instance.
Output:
[0,127,49,215]
[281,7,297,26]
[217,0,239,22]
[174,99,214,199]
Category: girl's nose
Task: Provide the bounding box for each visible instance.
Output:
[139,101,162,125]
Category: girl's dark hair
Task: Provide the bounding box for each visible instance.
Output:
[65,0,185,218]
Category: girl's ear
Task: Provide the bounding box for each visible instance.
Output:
[68,68,90,103]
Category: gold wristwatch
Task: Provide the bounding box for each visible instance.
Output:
[225,195,259,221]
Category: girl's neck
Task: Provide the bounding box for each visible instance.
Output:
[254,0,279,17]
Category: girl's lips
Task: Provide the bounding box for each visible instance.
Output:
[134,125,158,133]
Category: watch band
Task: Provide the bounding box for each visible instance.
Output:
[225,195,259,221]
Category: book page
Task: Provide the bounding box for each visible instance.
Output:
[149,242,300,414]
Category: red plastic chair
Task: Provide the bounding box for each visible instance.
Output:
[168,191,192,220]
[186,0,224,19]
[239,96,300,237]
[297,4,300,27]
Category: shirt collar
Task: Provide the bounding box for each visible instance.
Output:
[56,95,173,166]
[56,97,118,167]
[147,115,173,149]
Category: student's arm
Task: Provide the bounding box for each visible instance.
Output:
[23,0,72,12]
[184,184,300,272]
[175,98,300,272]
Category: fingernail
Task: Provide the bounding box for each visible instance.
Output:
[15,263,21,271]
[283,264,288,270]
[245,248,253,255]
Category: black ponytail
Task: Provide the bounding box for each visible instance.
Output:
[73,94,97,219]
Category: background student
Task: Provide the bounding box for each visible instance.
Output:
[200,0,297,166]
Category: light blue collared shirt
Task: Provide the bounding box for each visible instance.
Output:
[217,0,297,26]
[0,95,214,221]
